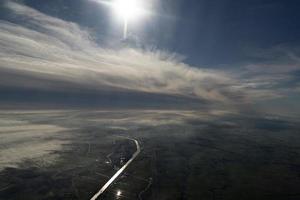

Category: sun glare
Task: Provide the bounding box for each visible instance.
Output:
[113,0,143,21]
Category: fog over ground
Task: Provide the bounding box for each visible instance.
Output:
[0,110,299,200]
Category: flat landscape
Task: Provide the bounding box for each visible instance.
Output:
[0,110,300,200]
[1,0,300,199]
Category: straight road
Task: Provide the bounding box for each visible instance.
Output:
[90,137,141,200]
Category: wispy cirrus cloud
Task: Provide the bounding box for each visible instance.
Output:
[236,46,300,100]
[0,1,299,114]
[0,1,242,103]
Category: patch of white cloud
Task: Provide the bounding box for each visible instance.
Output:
[0,118,69,170]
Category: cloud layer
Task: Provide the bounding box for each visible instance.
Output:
[0,2,242,103]
[0,1,299,114]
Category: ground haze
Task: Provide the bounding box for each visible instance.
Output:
[0,110,299,200]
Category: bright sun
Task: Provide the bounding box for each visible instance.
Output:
[113,0,143,21]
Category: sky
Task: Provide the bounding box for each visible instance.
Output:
[0,0,299,117]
